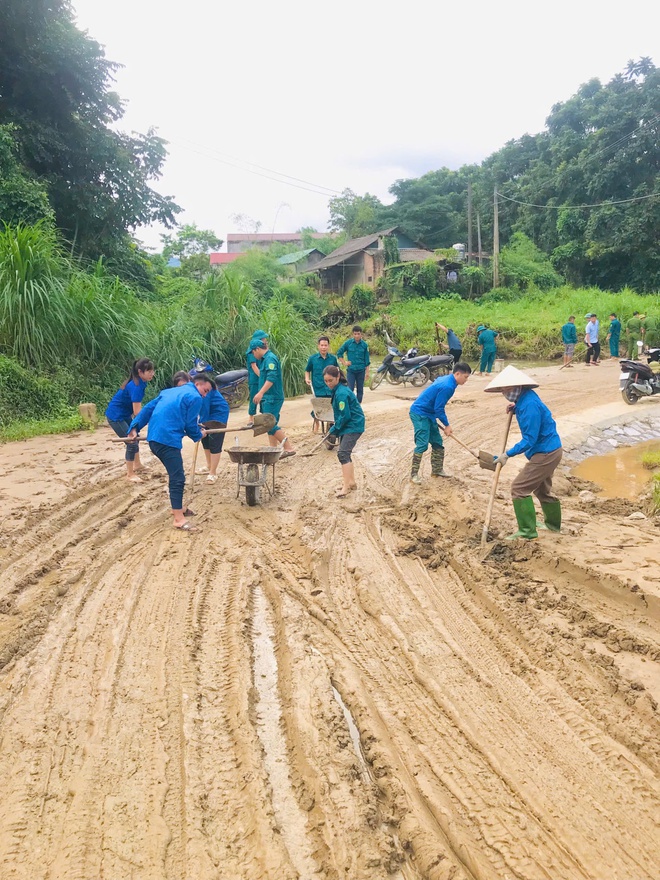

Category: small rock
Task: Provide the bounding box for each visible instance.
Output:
[579,490,597,503]
[626,511,647,521]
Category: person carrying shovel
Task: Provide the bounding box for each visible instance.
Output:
[486,365,562,540]
[322,365,364,497]
[250,339,296,458]
[409,362,472,484]
[126,374,213,531]
[246,330,268,427]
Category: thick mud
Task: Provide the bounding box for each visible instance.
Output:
[0,359,658,879]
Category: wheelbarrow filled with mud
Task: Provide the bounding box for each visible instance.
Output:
[226,446,283,506]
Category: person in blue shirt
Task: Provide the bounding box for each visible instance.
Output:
[435,323,463,363]
[126,374,213,531]
[560,316,578,367]
[337,325,370,403]
[323,365,365,497]
[477,325,499,375]
[584,313,600,365]
[251,340,296,457]
[409,362,472,483]
[197,376,230,483]
[305,335,338,431]
[487,365,562,540]
[606,313,622,358]
[246,330,268,427]
[106,358,155,483]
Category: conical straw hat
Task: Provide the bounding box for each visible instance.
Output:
[484,364,538,392]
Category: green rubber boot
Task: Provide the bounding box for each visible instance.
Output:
[431,446,449,477]
[539,501,562,532]
[411,452,423,484]
[507,496,538,540]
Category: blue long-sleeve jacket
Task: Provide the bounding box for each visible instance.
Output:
[507,389,562,459]
[409,374,457,427]
[199,388,230,423]
[129,384,204,448]
[330,384,365,435]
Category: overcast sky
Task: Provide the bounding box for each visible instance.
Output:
[71,0,657,251]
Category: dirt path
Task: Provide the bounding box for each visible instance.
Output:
[0,360,658,879]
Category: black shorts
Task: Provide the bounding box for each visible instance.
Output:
[201,420,226,454]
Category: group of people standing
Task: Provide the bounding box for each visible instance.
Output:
[561,310,659,366]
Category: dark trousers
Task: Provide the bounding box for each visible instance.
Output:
[347,369,365,403]
[586,342,600,364]
[449,348,462,363]
[201,420,226,454]
[108,418,138,461]
[149,441,185,510]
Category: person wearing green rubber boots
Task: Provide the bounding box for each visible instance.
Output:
[485,365,562,540]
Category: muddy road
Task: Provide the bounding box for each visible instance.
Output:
[0,360,658,879]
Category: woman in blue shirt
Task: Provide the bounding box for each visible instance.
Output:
[323,365,365,497]
[106,358,155,483]
[487,365,562,540]
[126,374,213,531]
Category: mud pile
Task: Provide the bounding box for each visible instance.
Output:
[0,361,658,879]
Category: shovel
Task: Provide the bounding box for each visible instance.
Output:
[446,430,497,471]
[480,411,514,549]
[203,412,275,437]
[301,432,333,457]
[111,413,277,442]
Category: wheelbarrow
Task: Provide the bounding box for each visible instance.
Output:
[226,446,283,506]
[310,397,337,448]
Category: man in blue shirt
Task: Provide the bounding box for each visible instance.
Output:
[584,313,600,366]
[435,322,463,363]
[487,365,562,540]
[251,340,296,457]
[409,362,472,483]
[337,325,370,403]
[561,316,578,367]
[127,374,213,531]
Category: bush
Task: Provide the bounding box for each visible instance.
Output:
[348,284,376,320]
[0,356,72,427]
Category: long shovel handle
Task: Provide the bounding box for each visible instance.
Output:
[110,436,145,442]
[444,429,479,460]
[302,432,332,457]
[188,440,201,505]
[481,410,514,548]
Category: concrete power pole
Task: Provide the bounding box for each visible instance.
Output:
[467,181,473,266]
[477,212,482,267]
[493,187,500,288]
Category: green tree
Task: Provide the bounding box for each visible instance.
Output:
[0,0,180,268]
[161,224,223,260]
[0,125,53,226]
[328,189,385,238]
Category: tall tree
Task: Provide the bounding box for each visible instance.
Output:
[328,189,385,238]
[0,0,180,267]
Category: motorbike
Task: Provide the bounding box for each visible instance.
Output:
[190,357,250,409]
[370,346,434,390]
[619,350,660,405]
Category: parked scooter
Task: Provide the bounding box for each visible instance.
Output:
[619,350,660,405]
[190,357,250,409]
[370,346,433,389]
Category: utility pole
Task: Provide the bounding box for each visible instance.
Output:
[467,181,473,266]
[477,213,483,268]
[493,187,500,288]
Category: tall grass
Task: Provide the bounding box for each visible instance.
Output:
[0,222,69,367]
[369,286,660,360]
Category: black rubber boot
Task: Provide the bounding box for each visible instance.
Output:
[411,452,423,484]
[431,447,449,477]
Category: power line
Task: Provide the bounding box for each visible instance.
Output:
[497,190,659,210]
[170,138,341,197]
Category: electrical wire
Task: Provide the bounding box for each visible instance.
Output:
[170,138,342,197]
[496,190,659,210]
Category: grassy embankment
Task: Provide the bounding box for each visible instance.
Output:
[327,286,660,362]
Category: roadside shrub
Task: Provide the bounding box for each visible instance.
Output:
[348,284,376,320]
[0,356,71,427]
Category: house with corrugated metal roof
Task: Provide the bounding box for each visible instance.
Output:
[276,248,325,274]
[312,227,439,295]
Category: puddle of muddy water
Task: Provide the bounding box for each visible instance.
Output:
[251,586,318,878]
[572,439,660,500]
[331,684,373,783]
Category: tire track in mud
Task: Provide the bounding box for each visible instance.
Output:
[0,365,658,880]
